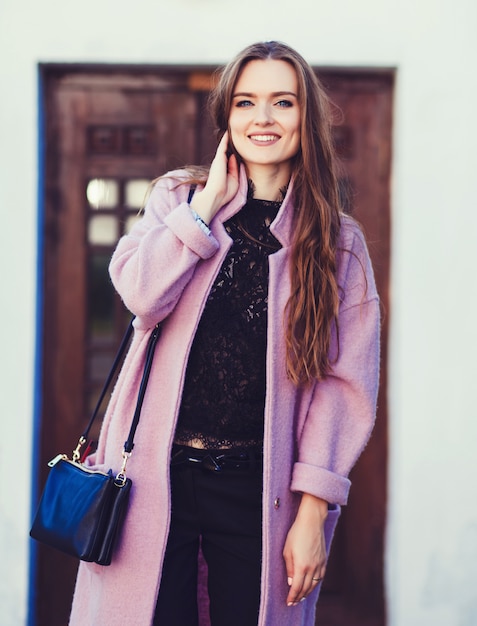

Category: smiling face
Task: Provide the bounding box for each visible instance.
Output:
[228,59,301,181]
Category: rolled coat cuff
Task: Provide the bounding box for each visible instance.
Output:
[290,462,351,506]
[163,203,219,259]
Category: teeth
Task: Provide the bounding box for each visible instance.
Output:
[250,135,278,142]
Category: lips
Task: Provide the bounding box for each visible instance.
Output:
[249,134,280,142]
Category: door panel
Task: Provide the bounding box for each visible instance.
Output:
[33,65,392,626]
[317,70,392,625]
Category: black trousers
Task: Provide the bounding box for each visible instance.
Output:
[154,450,263,626]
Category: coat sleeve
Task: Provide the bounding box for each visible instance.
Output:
[290,219,381,505]
[109,173,219,329]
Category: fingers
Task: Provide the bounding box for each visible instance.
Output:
[286,573,304,607]
[210,133,239,206]
[191,132,239,223]
[286,569,325,607]
[208,134,228,182]
[227,151,239,178]
[210,131,230,169]
[217,130,230,154]
[282,520,327,607]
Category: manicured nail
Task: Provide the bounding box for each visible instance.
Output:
[287,577,292,586]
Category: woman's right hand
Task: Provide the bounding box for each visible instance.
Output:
[189,131,239,225]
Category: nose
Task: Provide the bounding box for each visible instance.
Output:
[253,102,273,125]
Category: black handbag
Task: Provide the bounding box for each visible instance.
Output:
[30,319,160,566]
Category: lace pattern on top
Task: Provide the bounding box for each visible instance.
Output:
[175,198,282,449]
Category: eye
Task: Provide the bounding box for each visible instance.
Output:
[275,99,294,108]
[235,99,254,108]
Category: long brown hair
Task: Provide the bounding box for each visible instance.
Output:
[209,41,342,384]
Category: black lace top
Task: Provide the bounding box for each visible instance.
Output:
[175,197,283,449]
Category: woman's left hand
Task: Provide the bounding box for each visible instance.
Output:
[283,493,328,607]
[189,131,239,225]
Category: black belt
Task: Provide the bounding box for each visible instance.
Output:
[171,444,263,473]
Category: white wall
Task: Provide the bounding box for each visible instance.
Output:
[1,0,476,624]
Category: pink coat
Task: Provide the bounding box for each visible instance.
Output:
[70,167,380,626]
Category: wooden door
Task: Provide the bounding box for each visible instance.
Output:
[32,64,392,626]
[316,69,392,626]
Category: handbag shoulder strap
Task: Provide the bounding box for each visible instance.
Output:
[73,319,161,462]
[123,323,161,454]
[187,184,197,203]
[80,318,135,444]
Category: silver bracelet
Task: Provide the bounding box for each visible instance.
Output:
[190,209,211,236]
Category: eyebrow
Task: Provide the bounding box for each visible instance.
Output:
[232,91,298,98]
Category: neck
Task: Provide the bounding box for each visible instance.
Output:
[244,163,291,201]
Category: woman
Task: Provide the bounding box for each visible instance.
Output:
[70,41,380,626]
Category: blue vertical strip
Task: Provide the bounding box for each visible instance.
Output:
[27,64,45,626]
